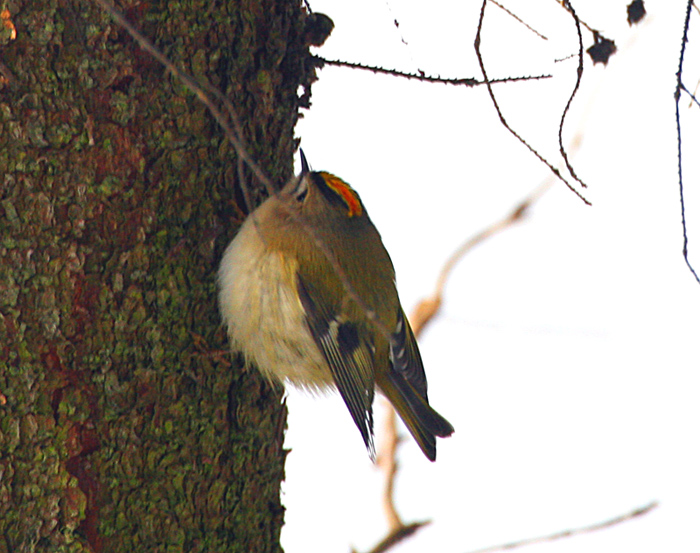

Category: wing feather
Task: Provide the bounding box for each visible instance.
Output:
[390,309,428,398]
[297,274,376,456]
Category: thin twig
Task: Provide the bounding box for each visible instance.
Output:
[377,403,402,532]
[555,0,597,34]
[488,0,548,40]
[465,501,659,553]
[373,124,591,552]
[473,0,591,205]
[94,0,399,343]
[313,56,551,86]
[414,181,551,337]
[92,0,274,195]
[682,83,700,108]
[361,522,429,553]
[236,153,253,216]
[674,0,700,284]
[440,183,549,300]
[558,1,589,189]
[554,53,577,63]
[370,177,553,553]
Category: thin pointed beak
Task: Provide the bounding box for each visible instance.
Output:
[300,149,310,175]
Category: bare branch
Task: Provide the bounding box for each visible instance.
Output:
[682,83,700,108]
[554,0,597,34]
[674,0,700,284]
[411,179,552,340]
[372,124,590,552]
[371,399,429,553]
[359,521,429,553]
[488,0,548,41]
[558,2,589,188]
[93,0,400,343]
[370,176,553,553]
[464,501,659,553]
[556,0,617,65]
[377,403,403,532]
[554,53,578,63]
[473,0,591,205]
[91,0,273,202]
[313,56,551,86]
[433,183,550,308]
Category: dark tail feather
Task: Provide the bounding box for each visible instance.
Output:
[378,371,454,461]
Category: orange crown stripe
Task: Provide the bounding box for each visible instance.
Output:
[320,172,363,217]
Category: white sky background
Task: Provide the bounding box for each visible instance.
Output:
[283,1,700,552]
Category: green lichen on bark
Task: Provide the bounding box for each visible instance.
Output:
[0,0,313,550]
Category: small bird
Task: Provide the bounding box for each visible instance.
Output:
[218,151,454,460]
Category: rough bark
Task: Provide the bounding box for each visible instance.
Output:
[0,0,310,551]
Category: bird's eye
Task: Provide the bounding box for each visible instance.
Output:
[295,177,308,203]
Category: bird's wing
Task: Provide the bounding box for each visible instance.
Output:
[387,309,454,444]
[389,309,428,398]
[296,273,376,457]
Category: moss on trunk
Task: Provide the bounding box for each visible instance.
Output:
[0,0,312,550]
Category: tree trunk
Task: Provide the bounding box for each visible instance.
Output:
[0,0,310,551]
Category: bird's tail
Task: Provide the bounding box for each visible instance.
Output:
[377,371,454,461]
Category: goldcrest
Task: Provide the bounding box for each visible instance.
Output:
[218,152,453,460]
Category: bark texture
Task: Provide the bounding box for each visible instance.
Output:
[0,0,312,551]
